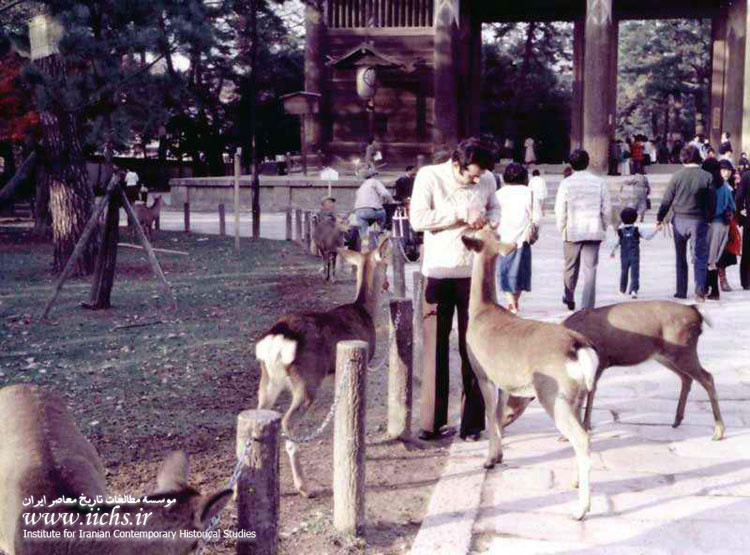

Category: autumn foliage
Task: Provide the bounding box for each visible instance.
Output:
[0,52,39,142]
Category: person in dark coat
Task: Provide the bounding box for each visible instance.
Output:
[736,170,750,289]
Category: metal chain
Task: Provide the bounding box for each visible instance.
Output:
[195,438,254,554]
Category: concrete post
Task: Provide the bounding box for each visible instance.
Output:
[388,299,413,440]
[582,0,615,173]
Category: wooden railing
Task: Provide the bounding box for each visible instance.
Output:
[326,0,434,28]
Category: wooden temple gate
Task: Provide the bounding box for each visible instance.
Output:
[304,0,750,171]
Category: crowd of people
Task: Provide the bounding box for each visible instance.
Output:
[394,136,749,442]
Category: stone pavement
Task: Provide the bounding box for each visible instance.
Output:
[409,215,750,555]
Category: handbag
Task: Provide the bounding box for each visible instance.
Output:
[726,216,742,256]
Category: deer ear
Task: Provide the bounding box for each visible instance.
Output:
[155,451,190,493]
[198,489,233,529]
[337,248,362,267]
[375,235,391,262]
[461,235,484,252]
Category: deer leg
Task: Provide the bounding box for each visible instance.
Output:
[282,386,315,497]
[682,355,725,440]
[475,374,501,468]
[540,390,591,520]
[673,374,693,429]
[257,363,286,410]
[331,252,337,282]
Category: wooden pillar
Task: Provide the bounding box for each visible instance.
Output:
[388,299,413,440]
[582,0,615,173]
[710,10,729,148]
[333,340,368,536]
[433,0,459,149]
[571,19,585,151]
[724,0,747,154]
[609,20,619,143]
[236,409,281,555]
[305,1,326,150]
[467,15,482,138]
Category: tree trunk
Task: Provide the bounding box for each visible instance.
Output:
[37,56,96,275]
[86,184,121,309]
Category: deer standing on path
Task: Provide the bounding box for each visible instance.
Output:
[131,196,162,241]
[312,214,350,282]
[461,228,598,520]
[254,236,390,497]
[0,384,231,555]
[561,301,725,440]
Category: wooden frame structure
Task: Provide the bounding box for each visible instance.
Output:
[305,0,749,171]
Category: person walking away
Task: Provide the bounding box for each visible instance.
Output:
[631,136,645,174]
[529,169,548,216]
[610,207,658,298]
[619,172,651,222]
[555,149,612,310]
[618,139,631,176]
[124,168,140,203]
[353,168,393,247]
[494,163,541,313]
[409,137,501,441]
[656,145,715,301]
[719,132,734,163]
[705,160,737,299]
[735,167,750,289]
[524,137,536,166]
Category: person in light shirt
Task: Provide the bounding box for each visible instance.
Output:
[494,163,541,314]
[528,169,548,216]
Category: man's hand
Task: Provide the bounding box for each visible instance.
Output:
[466,209,487,229]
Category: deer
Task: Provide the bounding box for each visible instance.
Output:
[558,301,725,440]
[131,196,162,241]
[0,384,231,555]
[254,235,390,498]
[461,227,599,521]
[312,213,350,282]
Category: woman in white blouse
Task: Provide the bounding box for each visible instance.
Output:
[494,163,542,313]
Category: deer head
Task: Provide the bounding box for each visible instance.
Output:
[461,225,517,258]
[338,235,391,314]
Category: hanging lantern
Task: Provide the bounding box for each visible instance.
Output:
[29,14,63,61]
[356,66,378,101]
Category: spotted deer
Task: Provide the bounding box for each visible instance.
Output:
[254,236,390,497]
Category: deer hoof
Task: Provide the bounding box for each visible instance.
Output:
[571,506,588,521]
[672,418,683,429]
[483,459,496,469]
[712,424,725,441]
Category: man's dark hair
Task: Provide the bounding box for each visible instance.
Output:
[680,145,702,164]
[532,169,540,176]
[452,137,496,171]
[725,132,731,139]
[620,207,638,225]
[719,159,734,172]
[405,165,414,172]
[368,137,375,144]
[569,149,590,171]
[503,163,528,185]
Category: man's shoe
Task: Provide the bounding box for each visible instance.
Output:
[562,296,575,311]
[418,427,455,441]
[673,293,687,300]
[460,431,482,441]
[630,291,638,299]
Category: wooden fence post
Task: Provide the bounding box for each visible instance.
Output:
[295,208,302,242]
[234,151,241,250]
[183,202,190,233]
[285,206,292,241]
[236,409,281,555]
[391,238,406,298]
[412,271,424,389]
[304,211,312,248]
[309,213,318,255]
[388,299,413,440]
[218,203,226,236]
[333,340,368,536]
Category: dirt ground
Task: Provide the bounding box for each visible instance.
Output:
[0,225,450,554]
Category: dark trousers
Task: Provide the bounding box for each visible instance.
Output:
[420,277,485,436]
[672,216,709,296]
[742,220,750,289]
[620,247,640,293]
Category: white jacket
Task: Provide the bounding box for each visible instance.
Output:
[554,170,612,242]
[410,161,501,279]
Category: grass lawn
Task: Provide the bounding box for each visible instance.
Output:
[0,225,449,554]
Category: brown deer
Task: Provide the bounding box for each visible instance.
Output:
[312,214,350,282]
[0,384,231,555]
[461,228,598,520]
[254,236,390,497]
[131,196,162,241]
[561,301,725,440]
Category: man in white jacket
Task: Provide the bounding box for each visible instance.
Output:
[410,137,501,441]
[554,149,612,310]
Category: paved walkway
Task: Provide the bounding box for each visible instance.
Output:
[409,215,750,554]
